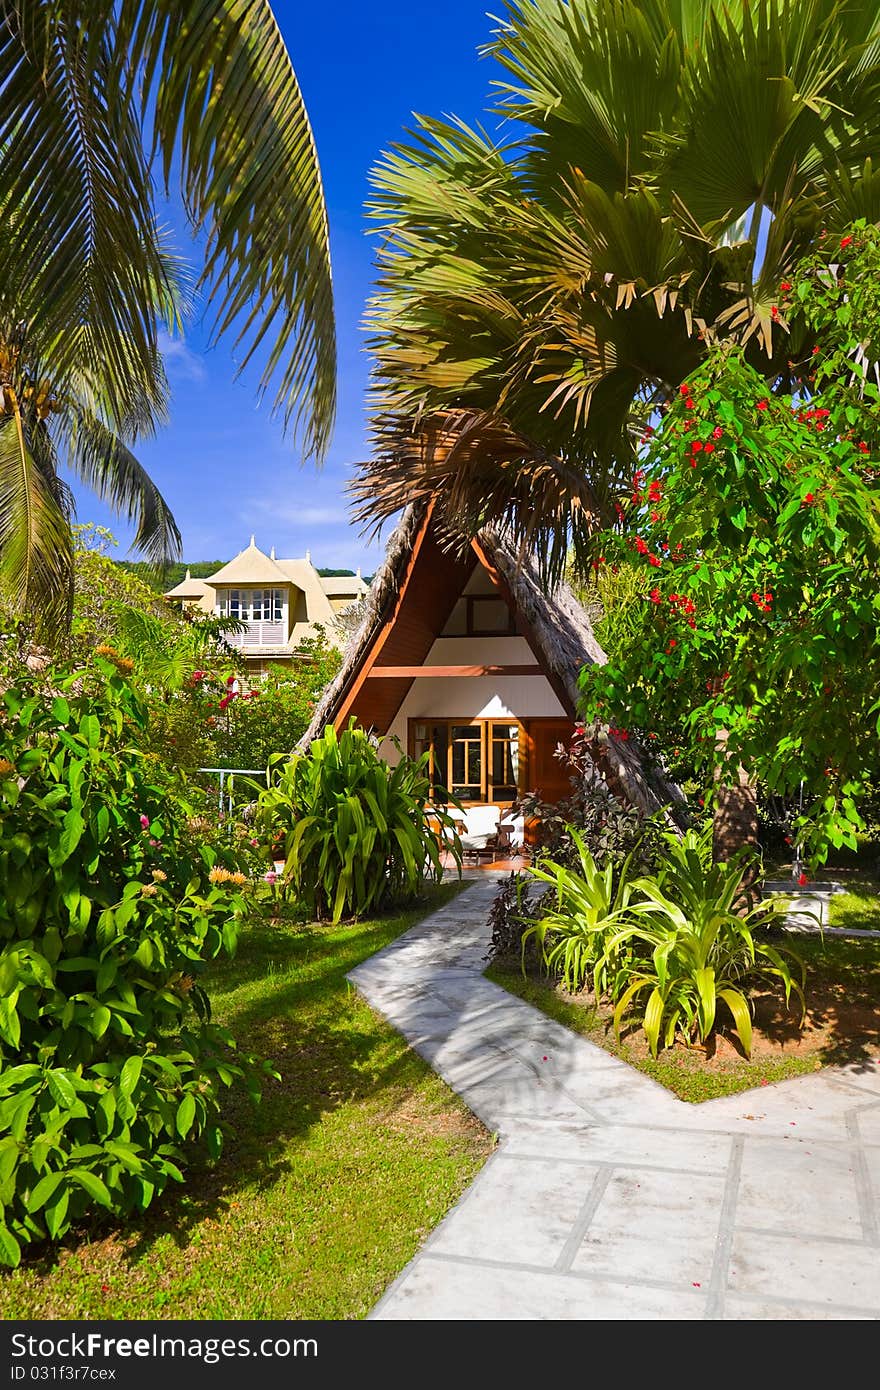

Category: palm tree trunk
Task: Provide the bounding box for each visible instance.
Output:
[712,730,759,867]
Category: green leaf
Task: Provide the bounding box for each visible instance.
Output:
[28,1169,64,1213]
[176,1093,196,1139]
[69,1169,112,1208]
[46,1070,77,1108]
[0,1224,21,1268]
[119,1056,142,1099]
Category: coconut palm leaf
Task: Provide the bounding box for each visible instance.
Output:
[61,408,181,568]
[0,0,335,625]
[0,415,73,631]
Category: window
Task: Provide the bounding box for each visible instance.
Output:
[219,589,283,622]
[466,595,515,635]
[411,720,523,804]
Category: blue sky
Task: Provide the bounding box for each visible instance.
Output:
[67,2,500,572]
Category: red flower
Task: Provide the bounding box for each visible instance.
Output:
[650,510,661,522]
[840,235,853,249]
[226,675,235,686]
[771,305,779,319]
[666,639,677,652]
[703,442,715,454]
[857,441,869,454]
[712,426,722,439]
[649,588,662,604]
[802,492,817,506]
[757,399,769,411]
[219,696,231,710]
[635,536,649,555]
[798,872,810,887]
[691,440,703,453]
[780,281,792,292]
[648,554,662,567]
[647,480,662,501]
[679,383,690,396]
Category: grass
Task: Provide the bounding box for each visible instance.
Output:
[828,882,880,932]
[486,927,880,1103]
[0,881,490,1320]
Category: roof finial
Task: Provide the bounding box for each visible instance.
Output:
[270,545,276,560]
[356,566,361,580]
[185,568,191,580]
[249,534,255,547]
[306,548,311,564]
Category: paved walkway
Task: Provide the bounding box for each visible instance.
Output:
[352,876,880,1320]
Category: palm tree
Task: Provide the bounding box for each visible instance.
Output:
[358,0,880,855]
[0,0,335,630]
[359,0,880,581]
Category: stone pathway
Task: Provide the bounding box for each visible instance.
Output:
[352,877,880,1320]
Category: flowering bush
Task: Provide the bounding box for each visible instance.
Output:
[0,657,268,1266]
[580,223,880,867]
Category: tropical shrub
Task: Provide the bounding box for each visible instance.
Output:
[522,831,637,994]
[601,829,805,1058]
[258,721,461,923]
[514,723,664,874]
[520,826,805,1058]
[0,657,266,1267]
[486,871,542,962]
[212,630,342,771]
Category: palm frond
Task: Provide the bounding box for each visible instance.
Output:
[0,413,73,629]
[60,406,181,567]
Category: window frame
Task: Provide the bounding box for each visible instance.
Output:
[465,594,517,636]
[409,717,526,806]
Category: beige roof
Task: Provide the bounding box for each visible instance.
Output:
[204,538,291,587]
[164,570,212,600]
[319,574,368,597]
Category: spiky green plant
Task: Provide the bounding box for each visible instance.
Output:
[602,828,805,1056]
[257,722,461,924]
[523,829,637,993]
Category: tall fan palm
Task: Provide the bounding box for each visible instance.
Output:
[0,0,335,629]
[359,0,880,583]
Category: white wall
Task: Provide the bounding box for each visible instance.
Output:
[378,558,566,764]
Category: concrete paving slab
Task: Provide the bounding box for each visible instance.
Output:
[427,1153,600,1267]
[736,1139,863,1238]
[728,1229,880,1310]
[376,1257,709,1320]
[351,876,880,1321]
[568,1166,726,1287]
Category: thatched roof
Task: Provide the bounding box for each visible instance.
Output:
[300,503,685,820]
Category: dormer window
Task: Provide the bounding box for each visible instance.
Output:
[220,588,283,621]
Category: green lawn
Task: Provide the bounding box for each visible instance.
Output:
[0,882,490,1320]
[486,928,880,1104]
[828,882,880,932]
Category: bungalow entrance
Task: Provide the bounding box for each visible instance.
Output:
[299,502,679,838]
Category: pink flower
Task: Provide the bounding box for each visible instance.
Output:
[226,675,235,686]
[250,838,260,847]
[264,871,278,885]
[219,696,231,710]
[139,815,150,830]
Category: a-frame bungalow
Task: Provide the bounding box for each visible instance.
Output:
[300,503,680,840]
